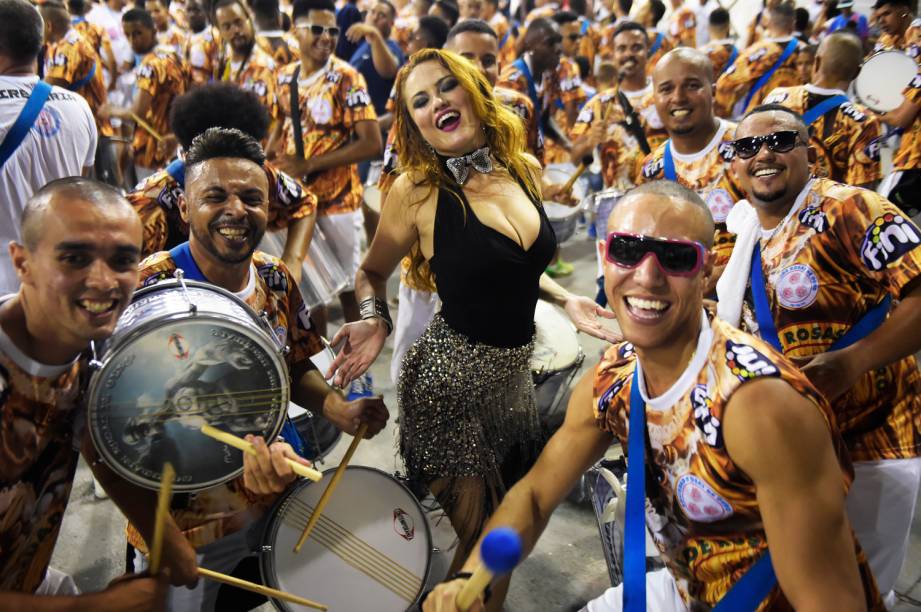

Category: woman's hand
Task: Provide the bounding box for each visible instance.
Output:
[563,295,621,343]
[326,319,388,387]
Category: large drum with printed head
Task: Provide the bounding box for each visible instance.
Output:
[86,278,289,491]
[854,50,918,112]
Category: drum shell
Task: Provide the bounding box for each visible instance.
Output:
[259,466,433,611]
[592,189,623,242]
[543,201,581,243]
[259,227,349,309]
[87,280,290,491]
[531,301,584,435]
[854,51,918,112]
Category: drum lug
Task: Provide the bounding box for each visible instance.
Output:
[260,545,273,553]
[175,269,198,315]
[88,341,103,370]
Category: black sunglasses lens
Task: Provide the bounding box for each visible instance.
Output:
[733,136,760,159]
[768,130,798,153]
[609,235,646,266]
[651,241,699,273]
[310,25,324,36]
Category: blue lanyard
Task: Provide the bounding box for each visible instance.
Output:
[0,81,52,168]
[69,60,97,91]
[802,94,848,126]
[750,241,892,352]
[165,158,186,189]
[721,45,739,76]
[513,57,541,116]
[167,242,207,282]
[649,32,664,57]
[742,38,798,112]
[624,363,777,611]
[662,139,677,181]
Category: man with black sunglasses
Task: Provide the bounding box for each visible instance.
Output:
[637,48,744,288]
[422,181,880,611]
[718,103,921,607]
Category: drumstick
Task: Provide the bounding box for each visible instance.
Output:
[148,462,175,575]
[455,528,523,611]
[129,111,164,143]
[294,421,369,553]
[200,423,323,482]
[561,154,594,194]
[197,567,327,610]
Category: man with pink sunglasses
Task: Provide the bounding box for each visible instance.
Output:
[422,180,879,612]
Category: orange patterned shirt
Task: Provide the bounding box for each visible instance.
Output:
[739,178,921,462]
[220,44,278,119]
[637,120,742,267]
[392,15,417,56]
[134,45,189,168]
[570,82,667,190]
[256,32,301,67]
[127,160,316,257]
[667,6,697,48]
[490,13,518,71]
[44,29,113,137]
[593,317,881,610]
[72,17,114,68]
[186,28,220,85]
[714,37,805,118]
[0,327,83,594]
[700,39,738,79]
[128,250,324,550]
[158,24,188,57]
[276,57,377,215]
[763,85,882,186]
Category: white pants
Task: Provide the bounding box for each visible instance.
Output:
[316,210,363,292]
[134,519,263,612]
[390,281,439,385]
[580,569,687,612]
[846,457,921,602]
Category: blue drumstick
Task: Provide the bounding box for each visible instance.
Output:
[455,527,523,610]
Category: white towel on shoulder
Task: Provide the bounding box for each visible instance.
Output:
[716,199,759,327]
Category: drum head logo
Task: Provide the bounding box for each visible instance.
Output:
[861,213,921,271]
[676,474,732,523]
[705,189,733,223]
[393,508,415,541]
[725,340,779,381]
[798,205,827,233]
[167,333,190,359]
[775,264,819,309]
[690,385,722,448]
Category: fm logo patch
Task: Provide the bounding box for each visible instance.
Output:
[617,342,636,360]
[345,87,371,108]
[725,340,779,381]
[864,137,881,162]
[157,184,182,210]
[691,385,722,448]
[762,91,788,104]
[676,474,733,522]
[775,264,819,309]
[718,141,735,162]
[841,103,866,123]
[597,376,627,414]
[643,156,664,179]
[276,172,303,206]
[798,205,827,233]
[296,301,312,331]
[576,106,594,125]
[861,213,921,271]
[258,263,288,293]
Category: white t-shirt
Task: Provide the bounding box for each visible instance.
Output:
[0,75,97,294]
[86,3,133,66]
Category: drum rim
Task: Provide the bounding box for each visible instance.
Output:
[855,50,917,112]
[258,465,435,611]
[132,278,274,332]
[87,311,290,492]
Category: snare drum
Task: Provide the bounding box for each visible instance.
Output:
[854,51,918,112]
[531,301,584,434]
[592,188,623,241]
[87,279,289,491]
[543,202,581,243]
[259,226,349,309]
[260,466,433,611]
[286,341,343,462]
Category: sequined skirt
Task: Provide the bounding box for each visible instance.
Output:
[397,314,542,484]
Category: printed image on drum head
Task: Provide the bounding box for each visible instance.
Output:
[261,467,432,611]
[89,317,287,491]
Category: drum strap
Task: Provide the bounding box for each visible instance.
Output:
[290,63,305,158]
[802,94,848,127]
[742,38,798,112]
[168,242,207,281]
[721,45,739,76]
[69,59,97,91]
[165,158,186,188]
[662,139,676,181]
[616,89,651,156]
[623,365,778,612]
[749,241,892,353]
[648,32,664,57]
[0,80,52,168]
[513,57,545,140]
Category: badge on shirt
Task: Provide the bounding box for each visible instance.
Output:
[309,97,333,124]
[676,473,733,522]
[775,264,819,309]
[705,188,733,223]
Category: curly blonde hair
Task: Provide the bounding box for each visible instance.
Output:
[392,48,541,289]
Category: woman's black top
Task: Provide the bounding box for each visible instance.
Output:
[428,172,557,348]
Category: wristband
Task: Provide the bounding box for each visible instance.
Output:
[359,296,393,336]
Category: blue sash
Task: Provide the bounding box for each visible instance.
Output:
[742,38,798,112]
[499,23,518,50]
[648,32,664,57]
[662,139,677,181]
[802,94,848,126]
[721,44,739,76]
[69,60,97,91]
[624,365,778,612]
[513,57,544,138]
[166,241,308,457]
[0,81,52,167]
[166,158,186,188]
[750,242,892,353]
